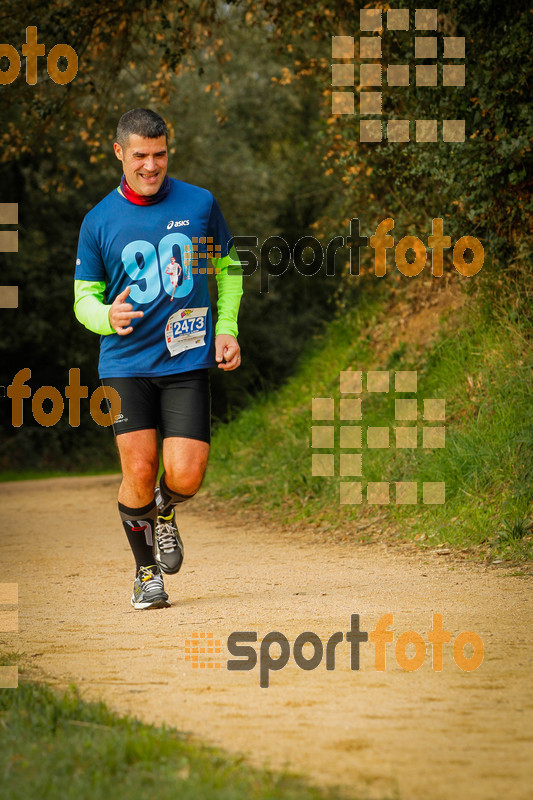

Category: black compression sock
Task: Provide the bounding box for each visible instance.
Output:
[158,472,196,516]
[118,499,158,571]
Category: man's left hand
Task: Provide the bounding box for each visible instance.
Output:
[215,334,241,371]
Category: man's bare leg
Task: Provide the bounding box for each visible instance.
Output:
[150,437,210,574]
[161,436,210,501]
[115,428,169,608]
[116,428,159,507]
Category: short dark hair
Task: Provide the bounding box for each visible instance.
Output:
[116,108,169,149]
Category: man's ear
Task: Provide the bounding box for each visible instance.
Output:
[113,142,123,161]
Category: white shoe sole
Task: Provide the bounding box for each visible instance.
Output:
[131,596,171,610]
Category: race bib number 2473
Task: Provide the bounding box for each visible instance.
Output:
[165,307,208,357]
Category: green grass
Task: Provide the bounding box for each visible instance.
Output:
[0,678,357,800]
[206,284,533,562]
[0,466,121,483]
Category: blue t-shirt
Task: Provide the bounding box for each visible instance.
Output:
[75,178,233,378]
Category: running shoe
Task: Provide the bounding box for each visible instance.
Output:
[131,565,170,610]
[153,511,184,574]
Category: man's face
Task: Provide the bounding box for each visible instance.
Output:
[113,134,168,196]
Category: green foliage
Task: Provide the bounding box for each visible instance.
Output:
[206,284,533,561]
[0,3,337,469]
[316,0,532,286]
[250,0,532,315]
[0,679,351,800]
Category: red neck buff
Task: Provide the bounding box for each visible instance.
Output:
[119,174,171,205]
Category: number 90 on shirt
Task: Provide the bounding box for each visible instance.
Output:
[121,233,193,304]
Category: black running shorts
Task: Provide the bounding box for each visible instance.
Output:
[101,369,211,443]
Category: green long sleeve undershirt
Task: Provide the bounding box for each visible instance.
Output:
[74,245,243,339]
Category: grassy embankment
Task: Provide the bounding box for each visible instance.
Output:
[206,275,532,563]
[0,674,351,800]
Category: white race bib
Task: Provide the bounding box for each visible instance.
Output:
[165,307,208,357]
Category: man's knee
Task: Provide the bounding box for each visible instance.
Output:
[123,456,159,489]
[165,463,205,497]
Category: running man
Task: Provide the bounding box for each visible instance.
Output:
[74,108,243,609]
[165,256,182,301]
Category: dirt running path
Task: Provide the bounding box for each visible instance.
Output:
[1,475,532,800]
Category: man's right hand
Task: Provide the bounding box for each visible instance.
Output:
[109,286,144,335]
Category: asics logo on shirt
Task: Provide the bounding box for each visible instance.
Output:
[166,219,190,229]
